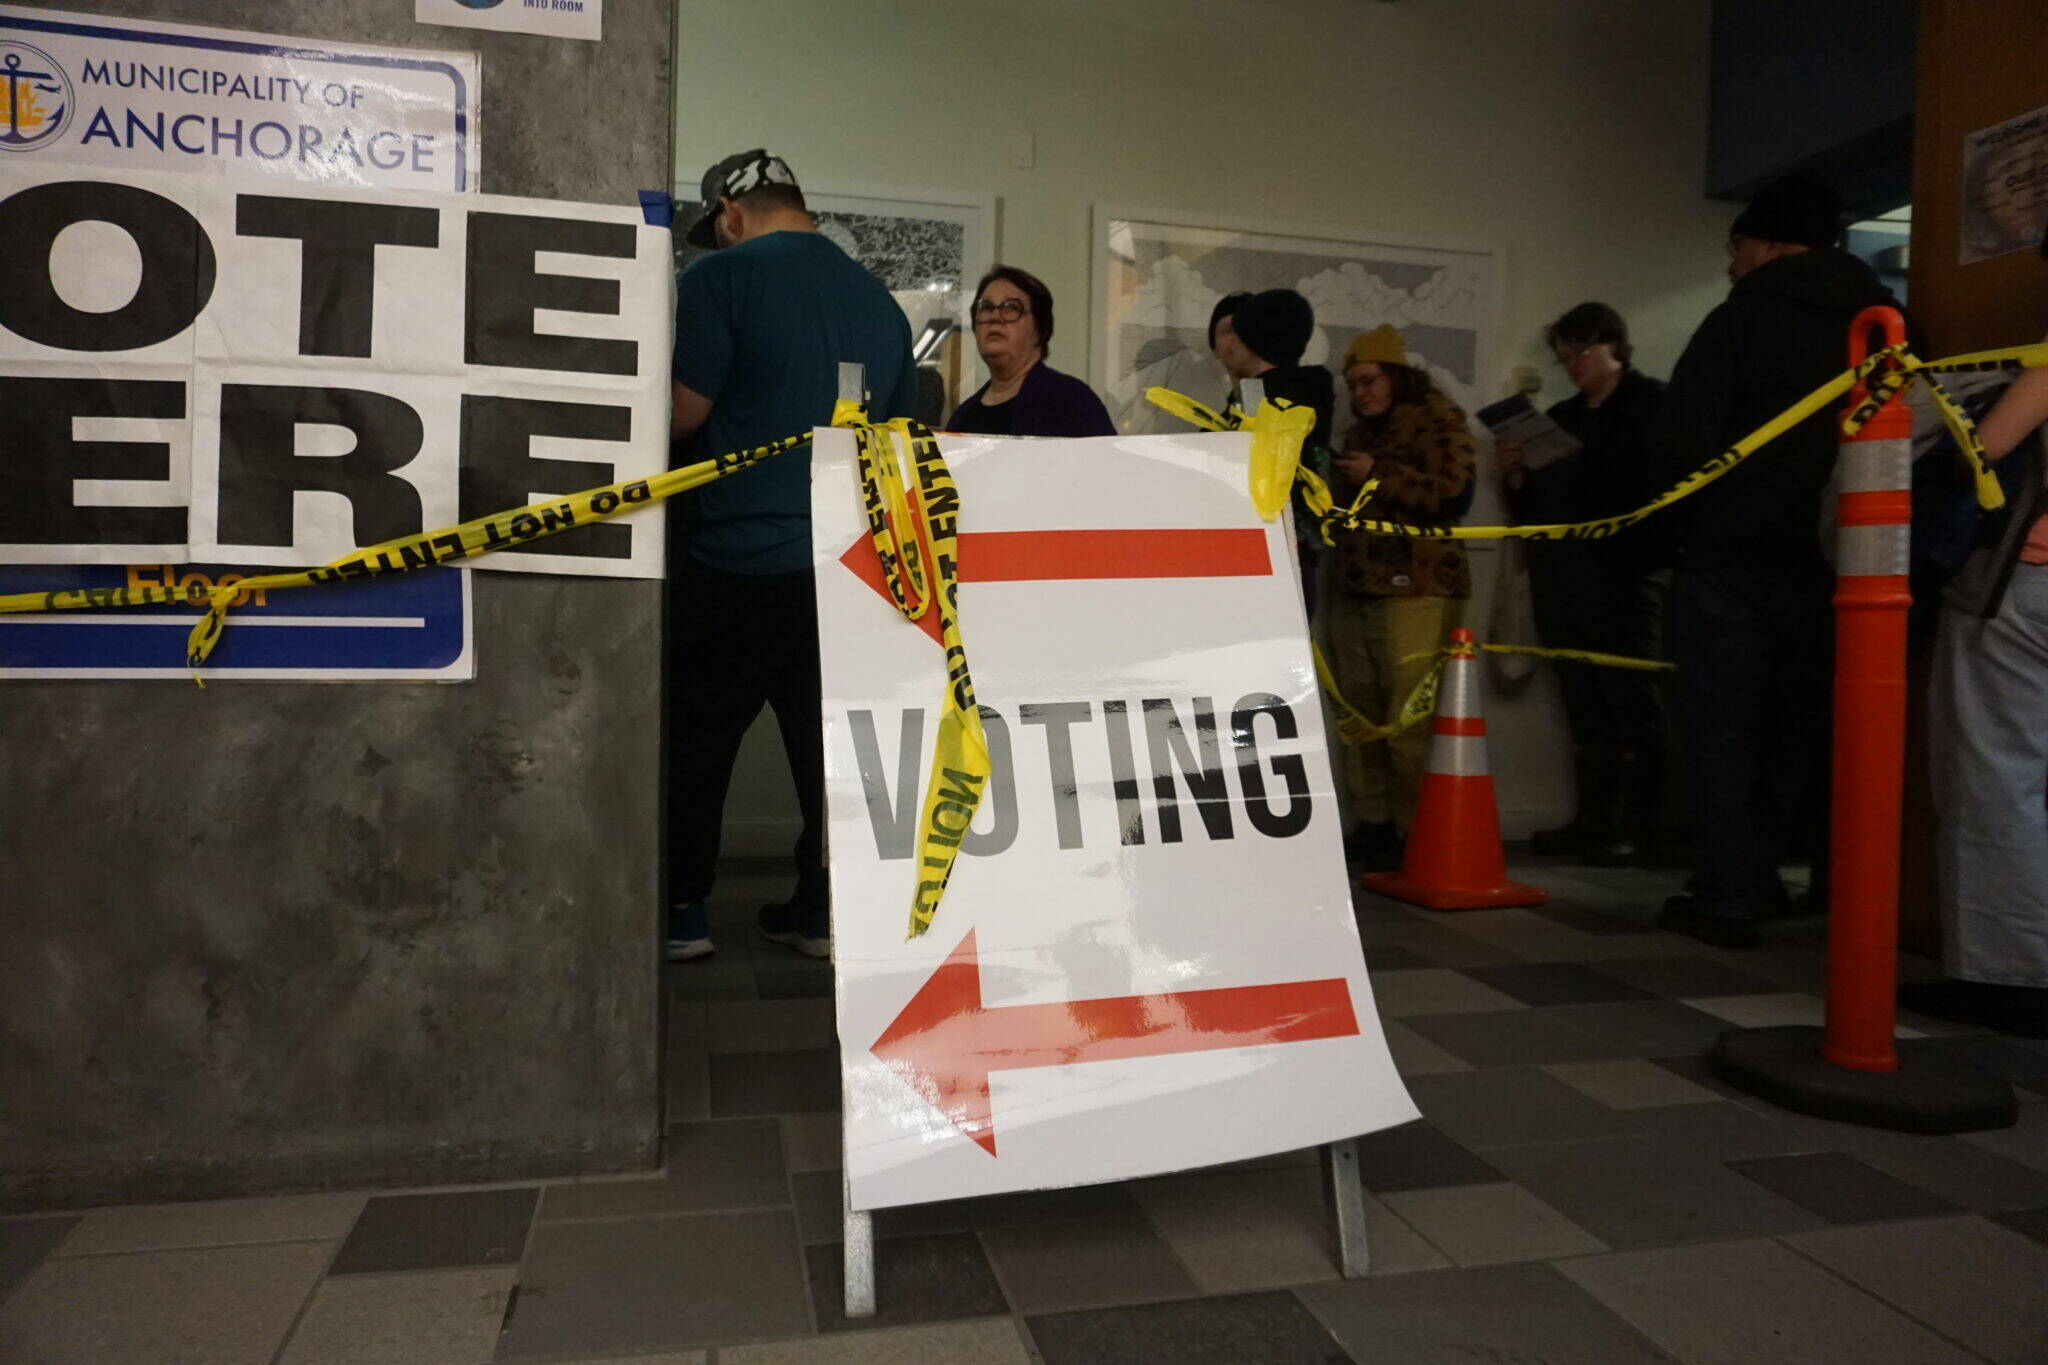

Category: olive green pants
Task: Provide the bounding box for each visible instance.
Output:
[1327,593,1466,830]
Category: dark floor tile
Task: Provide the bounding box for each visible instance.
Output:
[540,1118,787,1220]
[1527,902,1660,937]
[982,1213,1199,1313]
[329,1186,537,1274]
[707,998,836,1054]
[1362,944,1435,972]
[709,1047,840,1116]
[807,1232,1009,1333]
[0,1216,79,1303]
[1350,1121,1503,1193]
[1725,1152,1959,1224]
[1624,1100,1846,1161]
[1027,1289,1354,1364]
[1488,1138,1828,1249]
[1992,1205,2048,1247]
[755,969,835,1000]
[1403,1009,1631,1068]
[1465,962,1656,1007]
[668,959,759,1001]
[1583,955,1787,1000]
[500,1210,809,1357]
[1404,1068,1647,1149]
[1544,1000,1739,1058]
[1860,1139,2048,1212]
[1299,1261,1672,1363]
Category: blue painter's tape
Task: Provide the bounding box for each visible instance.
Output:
[638,190,673,228]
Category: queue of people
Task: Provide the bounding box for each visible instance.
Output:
[660,147,2048,1041]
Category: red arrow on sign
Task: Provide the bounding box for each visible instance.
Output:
[841,526,1273,644]
[871,929,1360,1155]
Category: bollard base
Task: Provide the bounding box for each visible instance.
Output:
[1712,1026,2017,1135]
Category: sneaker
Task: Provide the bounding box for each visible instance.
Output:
[1899,980,2048,1038]
[666,900,714,962]
[759,901,832,959]
[1657,895,1761,949]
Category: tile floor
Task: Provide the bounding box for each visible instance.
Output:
[4,858,2048,1363]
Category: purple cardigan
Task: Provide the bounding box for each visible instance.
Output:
[948,359,1118,437]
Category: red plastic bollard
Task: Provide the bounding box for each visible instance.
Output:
[1823,307,1914,1074]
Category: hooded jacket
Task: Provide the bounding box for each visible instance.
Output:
[1645,248,1919,567]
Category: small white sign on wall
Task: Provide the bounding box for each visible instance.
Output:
[416,0,601,44]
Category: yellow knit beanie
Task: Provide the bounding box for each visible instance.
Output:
[1343,324,1407,371]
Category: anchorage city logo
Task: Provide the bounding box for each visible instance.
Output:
[0,43,72,152]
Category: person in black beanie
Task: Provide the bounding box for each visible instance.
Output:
[1210,288,1335,617]
[1645,171,1922,948]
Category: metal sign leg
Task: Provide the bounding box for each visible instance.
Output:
[842,1172,875,1319]
[1322,1139,1371,1278]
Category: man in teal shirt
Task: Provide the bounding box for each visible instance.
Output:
[667,149,918,961]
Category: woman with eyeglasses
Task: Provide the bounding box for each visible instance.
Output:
[948,265,1117,437]
[1498,302,1669,865]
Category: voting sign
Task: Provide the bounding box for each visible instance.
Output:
[0,163,673,578]
[813,429,1418,1211]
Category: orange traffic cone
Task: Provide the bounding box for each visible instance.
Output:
[1360,628,1545,911]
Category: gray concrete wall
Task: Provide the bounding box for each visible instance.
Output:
[0,0,675,1210]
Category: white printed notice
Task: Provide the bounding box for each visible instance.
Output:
[0,162,674,578]
[416,0,601,44]
[813,429,1418,1211]
[0,5,478,193]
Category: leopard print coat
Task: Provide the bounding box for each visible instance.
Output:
[1332,389,1475,600]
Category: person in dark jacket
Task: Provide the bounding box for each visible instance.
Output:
[1645,172,1917,947]
[1501,303,1668,865]
[1211,289,1336,617]
[949,265,1116,437]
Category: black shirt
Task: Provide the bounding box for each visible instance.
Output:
[950,397,1015,436]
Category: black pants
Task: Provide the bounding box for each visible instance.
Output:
[664,557,826,911]
[1670,563,1833,914]
[1526,542,1668,753]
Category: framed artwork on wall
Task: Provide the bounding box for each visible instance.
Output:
[1091,208,1500,446]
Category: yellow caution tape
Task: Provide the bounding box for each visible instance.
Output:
[1312,642,1445,746]
[1246,398,1315,520]
[851,416,989,939]
[1150,337,2048,545]
[0,430,812,680]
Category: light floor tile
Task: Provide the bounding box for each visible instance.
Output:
[1683,991,1926,1036]
[1366,969,1525,1018]
[1787,1215,2048,1364]
[979,1213,1197,1313]
[782,1111,846,1173]
[1299,1261,1670,1364]
[1558,1237,1974,1364]
[1128,1167,1446,1293]
[1963,1103,2048,1174]
[278,1266,514,1365]
[1543,1058,1723,1109]
[722,1316,1031,1363]
[0,1240,333,1365]
[1381,1182,1606,1266]
[59,1193,364,1255]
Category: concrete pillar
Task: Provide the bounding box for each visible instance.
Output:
[0,0,676,1208]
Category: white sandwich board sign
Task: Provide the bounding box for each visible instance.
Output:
[812,428,1419,1212]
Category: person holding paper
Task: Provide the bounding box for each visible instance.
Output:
[1498,303,1668,865]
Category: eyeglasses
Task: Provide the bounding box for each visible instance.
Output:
[1552,344,1597,365]
[1724,235,1755,258]
[971,298,1028,323]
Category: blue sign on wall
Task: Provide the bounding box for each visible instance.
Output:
[0,564,472,680]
